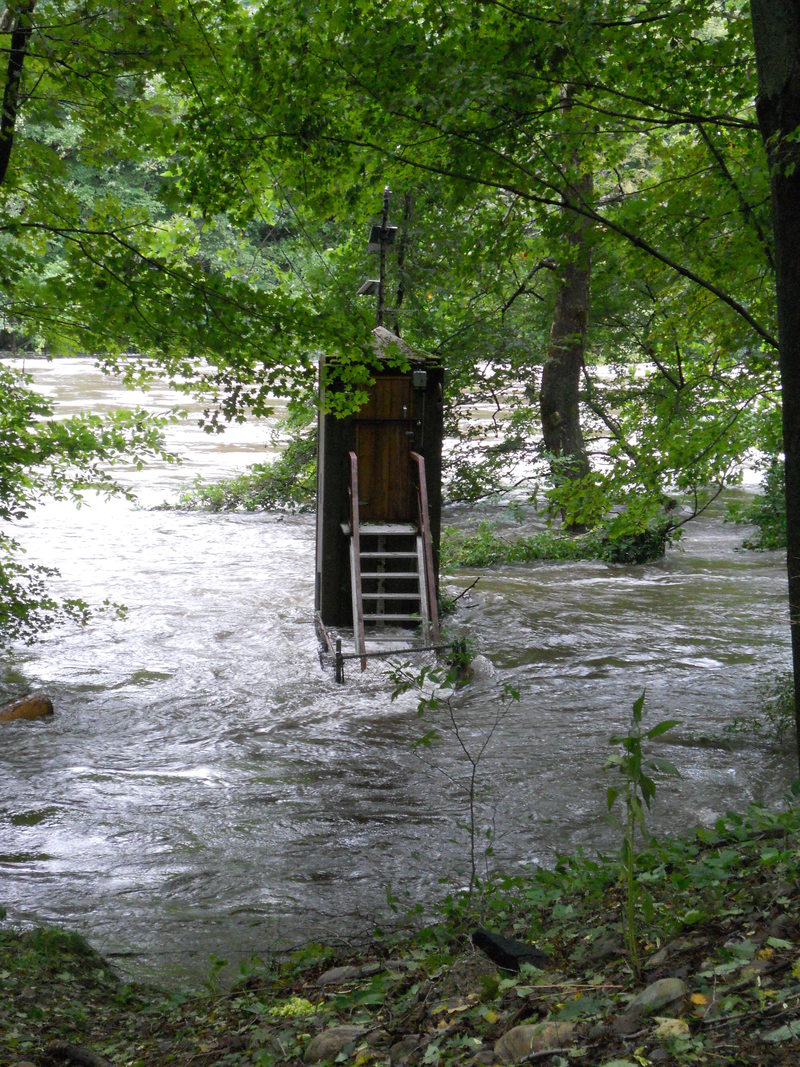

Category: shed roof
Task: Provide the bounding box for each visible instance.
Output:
[371,325,434,364]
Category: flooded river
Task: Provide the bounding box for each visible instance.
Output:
[0,358,795,982]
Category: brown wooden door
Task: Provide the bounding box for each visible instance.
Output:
[353,376,414,522]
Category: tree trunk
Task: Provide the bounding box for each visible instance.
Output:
[750,0,800,770]
[540,167,592,485]
[0,2,36,188]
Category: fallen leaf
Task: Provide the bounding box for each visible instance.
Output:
[654,1017,690,1039]
[763,1020,800,1043]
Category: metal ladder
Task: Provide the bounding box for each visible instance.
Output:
[356,521,430,616]
[347,452,439,669]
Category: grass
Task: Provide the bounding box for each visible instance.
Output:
[4,801,800,1065]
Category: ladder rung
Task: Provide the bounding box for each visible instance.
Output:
[343,524,416,536]
[360,551,418,558]
[363,613,421,621]
[361,592,420,600]
[363,636,425,643]
[360,572,418,579]
[345,523,416,536]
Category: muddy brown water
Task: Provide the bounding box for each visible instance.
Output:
[0,358,794,981]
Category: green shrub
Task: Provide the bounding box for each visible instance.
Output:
[728,458,786,551]
[597,519,673,564]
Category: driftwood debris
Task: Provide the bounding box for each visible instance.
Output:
[0,691,54,723]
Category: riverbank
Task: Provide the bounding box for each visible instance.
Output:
[4,800,800,1066]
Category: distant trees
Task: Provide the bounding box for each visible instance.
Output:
[0,1,320,409]
[5,5,774,536]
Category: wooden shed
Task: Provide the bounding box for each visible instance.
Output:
[315,326,444,668]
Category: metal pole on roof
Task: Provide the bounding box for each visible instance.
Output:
[357,189,397,317]
[377,185,391,327]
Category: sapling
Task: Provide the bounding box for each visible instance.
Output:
[605,691,680,976]
[390,642,516,900]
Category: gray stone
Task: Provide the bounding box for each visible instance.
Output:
[644,936,696,969]
[384,957,413,973]
[585,1022,608,1041]
[304,1025,366,1063]
[768,912,795,938]
[645,947,670,969]
[614,977,691,1032]
[588,932,623,962]
[613,977,688,1036]
[612,1012,643,1036]
[316,961,381,985]
[494,1021,576,1064]
[626,977,687,1020]
[365,1028,390,1047]
[389,1034,423,1064]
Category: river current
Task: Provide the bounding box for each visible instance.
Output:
[0,358,795,982]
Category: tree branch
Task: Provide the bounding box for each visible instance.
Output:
[696,121,775,271]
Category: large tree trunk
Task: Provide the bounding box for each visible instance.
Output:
[540,167,592,486]
[750,1,800,770]
[0,2,36,188]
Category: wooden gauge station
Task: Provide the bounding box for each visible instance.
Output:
[314,326,445,677]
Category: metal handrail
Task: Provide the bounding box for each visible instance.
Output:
[410,451,440,643]
[348,451,367,670]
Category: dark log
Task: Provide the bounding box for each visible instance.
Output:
[44,1042,113,1067]
[0,691,54,722]
[471,928,550,972]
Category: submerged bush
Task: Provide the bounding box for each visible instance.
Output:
[726,670,796,748]
[598,519,673,564]
[175,429,317,513]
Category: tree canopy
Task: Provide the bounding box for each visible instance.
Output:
[175,1,777,534]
